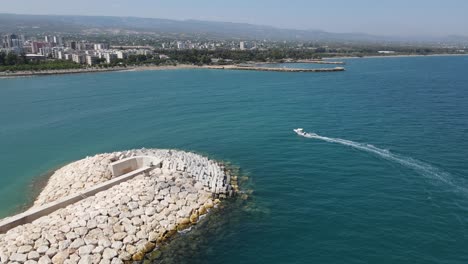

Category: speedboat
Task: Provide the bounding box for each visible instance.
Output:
[294,128,318,137]
[293,128,306,136]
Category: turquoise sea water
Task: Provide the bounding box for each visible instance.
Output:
[1,56,468,263]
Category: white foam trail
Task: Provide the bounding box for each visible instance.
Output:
[298,130,466,193]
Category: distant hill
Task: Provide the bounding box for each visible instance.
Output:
[1,13,467,44]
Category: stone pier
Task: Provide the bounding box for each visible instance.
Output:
[0,149,233,264]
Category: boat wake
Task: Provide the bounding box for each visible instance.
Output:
[294,128,467,193]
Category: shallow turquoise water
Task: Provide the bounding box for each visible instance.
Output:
[1,56,468,263]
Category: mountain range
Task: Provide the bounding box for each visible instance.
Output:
[1,13,467,44]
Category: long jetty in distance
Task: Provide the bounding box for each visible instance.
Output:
[206,65,345,73]
[294,59,346,65]
[282,59,346,65]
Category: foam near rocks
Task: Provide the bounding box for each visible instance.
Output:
[0,149,233,264]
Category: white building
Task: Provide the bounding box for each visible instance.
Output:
[177,42,186,49]
[377,51,396,54]
[105,53,117,64]
[53,36,63,46]
[116,51,127,59]
[57,51,64,60]
[86,55,99,66]
[94,43,110,50]
[39,46,52,57]
[136,49,153,55]
[240,41,246,50]
[72,54,86,64]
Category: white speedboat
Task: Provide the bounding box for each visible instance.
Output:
[294,128,318,137]
[294,128,306,135]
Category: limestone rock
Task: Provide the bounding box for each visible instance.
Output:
[111,233,126,241]
[78,245,95,256]
[36,246,49,254]
[51,251,69,264]
[69,238,85,249]
[10,253,28,263]
[102,248,117,260]
[28,251,40,261]
[77,254,92,264]
[38,255,52,264]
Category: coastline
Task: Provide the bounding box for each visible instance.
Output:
[1,53,466,79]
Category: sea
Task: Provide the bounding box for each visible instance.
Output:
[0,55,467,263]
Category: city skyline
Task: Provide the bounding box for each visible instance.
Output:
[1,0,468,37]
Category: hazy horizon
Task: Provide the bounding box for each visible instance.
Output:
[1,0,468,38]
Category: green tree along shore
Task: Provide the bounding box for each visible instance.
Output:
[0,52,82,72]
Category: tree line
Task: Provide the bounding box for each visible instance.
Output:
[0,52,82,72]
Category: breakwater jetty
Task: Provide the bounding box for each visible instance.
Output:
[206,65,345,72]
[0,67,128,78]
[294,60,346,65]
[0,149,235,263]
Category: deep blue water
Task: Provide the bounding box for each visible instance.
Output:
[1,56,468,263]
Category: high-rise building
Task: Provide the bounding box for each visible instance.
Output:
[86,55,99,66]
[104,53,117,64]
[177,42,186,49]
[240,41,246,50]
[76,42,89,51]
[116,51,127,59]
[94,43,110,50]
[72,54,86,64]
[69,41,77,50]
[2,34,24,53]
[32,42,47,54]
[39,46,52,57]
[3,34,19,48]
[52,36,63,46]
[57,51,64,60]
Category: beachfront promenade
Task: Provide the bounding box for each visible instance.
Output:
[0,149,236,263]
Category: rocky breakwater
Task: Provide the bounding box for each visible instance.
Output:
[206,65,345,72]
[0,149,235,264]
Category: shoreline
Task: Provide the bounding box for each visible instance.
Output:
[1,53,466,79]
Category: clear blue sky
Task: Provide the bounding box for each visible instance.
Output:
[2,0,467,36]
